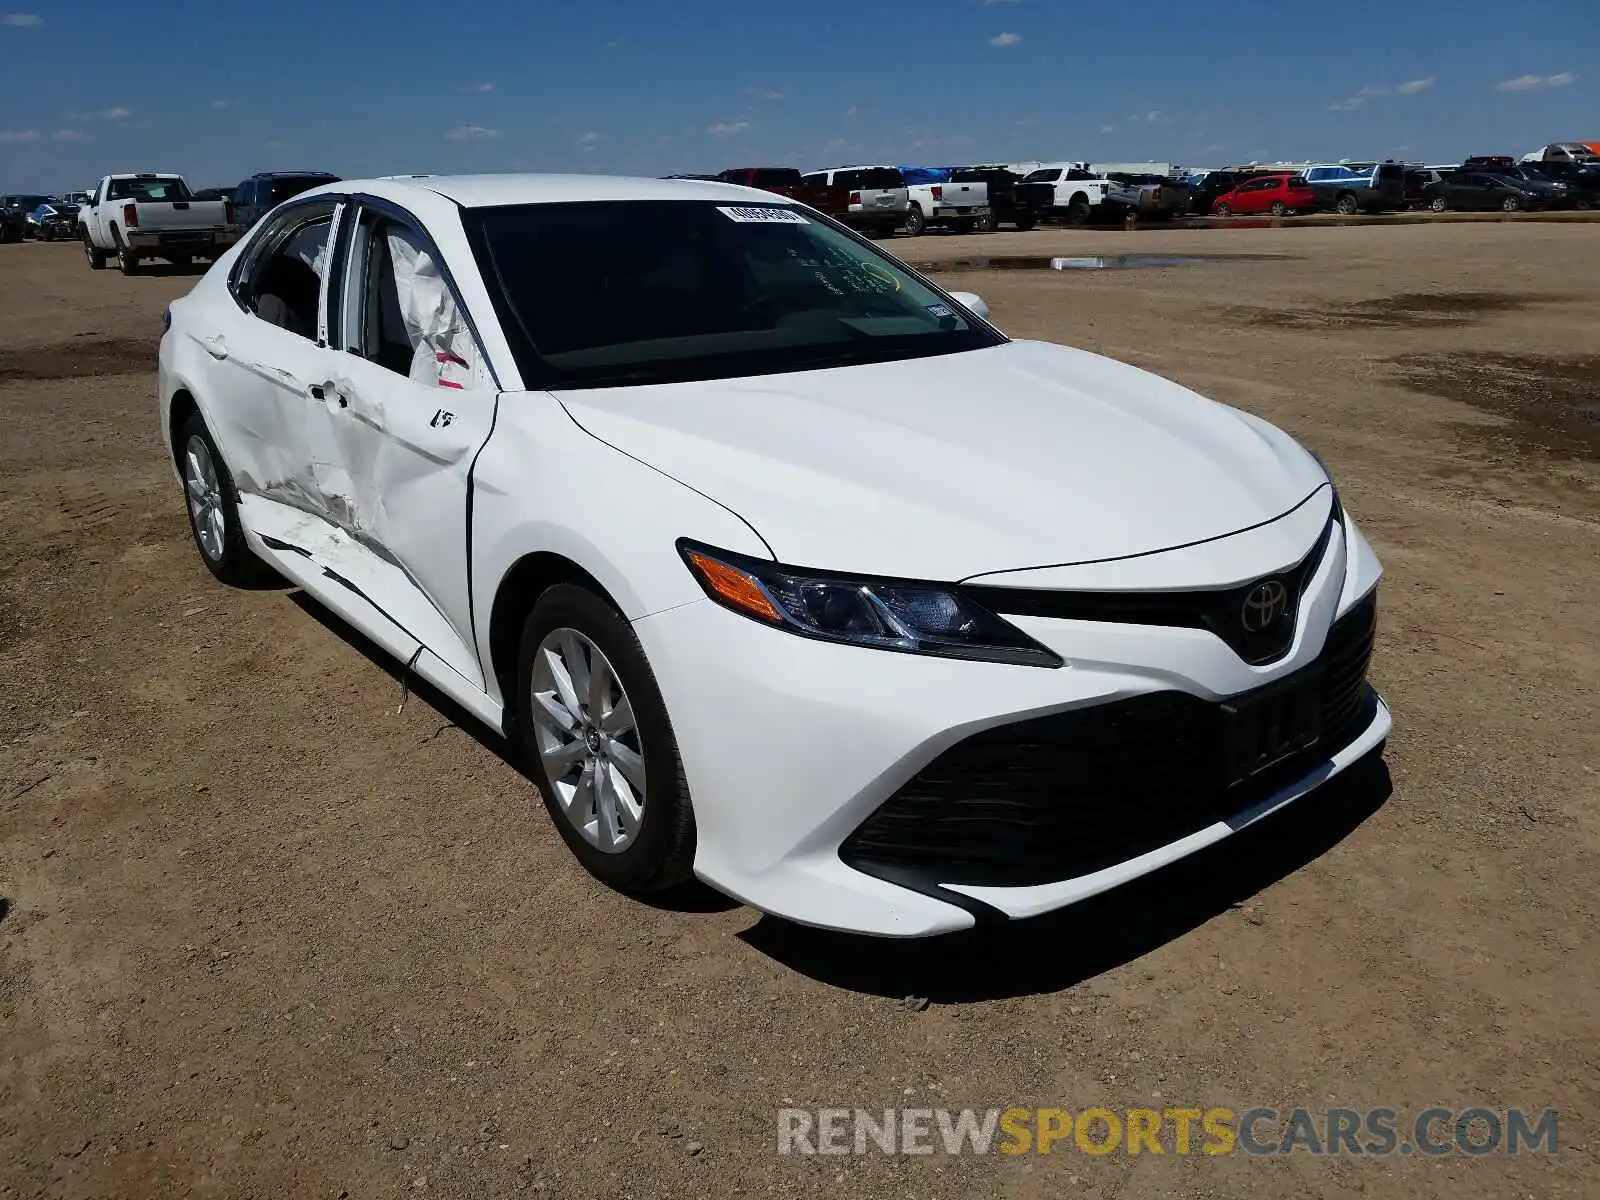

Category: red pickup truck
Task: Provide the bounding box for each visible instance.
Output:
[715,167,850,219]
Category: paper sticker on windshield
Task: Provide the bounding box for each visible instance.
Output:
[717,205,810,224]
[925,303,956,319]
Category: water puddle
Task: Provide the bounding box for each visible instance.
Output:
[924,253,1291,272]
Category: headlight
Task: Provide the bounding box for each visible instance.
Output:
[677,540,1062,668]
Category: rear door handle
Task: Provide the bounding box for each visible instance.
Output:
[310,382,348,408]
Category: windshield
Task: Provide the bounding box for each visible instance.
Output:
[469,200,1004,390]
[107,177,193,202]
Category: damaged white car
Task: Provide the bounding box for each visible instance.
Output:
[160,174,1389,937]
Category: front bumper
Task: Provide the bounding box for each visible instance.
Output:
[634,504,1388,936]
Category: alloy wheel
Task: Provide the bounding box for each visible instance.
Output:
[529,627,646,853]
[183,434,226,562]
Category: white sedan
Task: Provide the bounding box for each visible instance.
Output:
[158,174,1390,937]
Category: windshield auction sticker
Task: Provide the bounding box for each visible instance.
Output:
[717,206,810,223]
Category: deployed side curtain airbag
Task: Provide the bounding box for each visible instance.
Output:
[385,227,475,388]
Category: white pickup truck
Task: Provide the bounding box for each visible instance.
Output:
[79,173,238,275]
[1012,163,1129,224]
[900,168,992,233]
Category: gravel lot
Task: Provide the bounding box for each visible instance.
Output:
[1,221,1596,1199]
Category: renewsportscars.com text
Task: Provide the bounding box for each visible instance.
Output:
[777,1106,1559,1157]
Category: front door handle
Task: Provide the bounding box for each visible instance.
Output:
[201,334,228,360]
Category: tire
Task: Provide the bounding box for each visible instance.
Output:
[1012,214,1036,231]
[515,584,696,895]
[1334,193,1360,215]
[901,205,926,236]
[176,410,274,588]
[1066,196,1091,226]
[1575,195,1594,211]
[1214,202,1232,218]
[1500,195,1520,213]
[1429,197,1448,213]
[1269,201,1288,216]
[83,233,107,269]
[117,244,141,275]
[976,210,999,233]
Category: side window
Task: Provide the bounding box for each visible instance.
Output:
[234,202,338,342]
[801,173,825,188]
[339,210,479,387]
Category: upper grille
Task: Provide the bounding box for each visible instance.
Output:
[965,507,1338,666]
[840,593,1378,890]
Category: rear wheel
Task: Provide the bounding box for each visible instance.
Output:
[1429,196,1448,213]
[117,244,140,275]
[177,411,273,587]
[1500,195,1521,213]
[901,205,926,236]
[1334,192,1360,215]
[1066,197,1091,225]
[1012,213,1036,231]
[976,209,999,233]
[1269,200,1288,216]
[516,584,696,894]
[83,233,107,269]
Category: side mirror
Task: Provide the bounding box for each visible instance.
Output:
[948,290,990,320]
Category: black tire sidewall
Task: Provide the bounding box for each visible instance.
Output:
[515,584,695,893]
[177,411,266,587]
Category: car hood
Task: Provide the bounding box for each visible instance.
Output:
[555,340,1327,581]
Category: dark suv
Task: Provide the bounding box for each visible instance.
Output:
[230,171,341,229]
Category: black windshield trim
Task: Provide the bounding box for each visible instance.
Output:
[459,199,1007,393]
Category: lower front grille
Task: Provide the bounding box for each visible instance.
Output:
[840,594,1379,889]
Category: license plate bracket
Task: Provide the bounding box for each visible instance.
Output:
[1221,671,1325,783]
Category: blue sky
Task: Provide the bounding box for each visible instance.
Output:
[1,1,1594,190]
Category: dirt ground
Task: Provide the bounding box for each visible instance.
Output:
[1,221,1596,1199]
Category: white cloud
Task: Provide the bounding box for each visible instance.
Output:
[54,129,88,141]
[1396,78,1434,94]
[989,32,1021,46]
[2,12,43,26]
[0,129,40,142]
[708,120,751,137]
[211,99,229,110]
[747,87,784,101]
[1100,123,1117,134]
[101,107,131,120]
[464,82,494,93]
[445,124,501,140]
[1496,71,1575,91]
[579,131,603,144]
[1146,110,1162,123]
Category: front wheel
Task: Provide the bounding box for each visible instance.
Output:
[1269,201,1288,216]
[1012,213,1036,231]
[1214,202,1232,217]
[1500,195,1520,213]
[83,234,107,269]
[516,585,696,894]
[901,205,926,236]
[1429,196,1448,213]
[1066,197,1091,225]
[976,210,999,232]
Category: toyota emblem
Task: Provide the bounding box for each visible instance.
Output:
[1241,579,1289,633]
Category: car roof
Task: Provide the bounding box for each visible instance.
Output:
[344,172,774,209]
